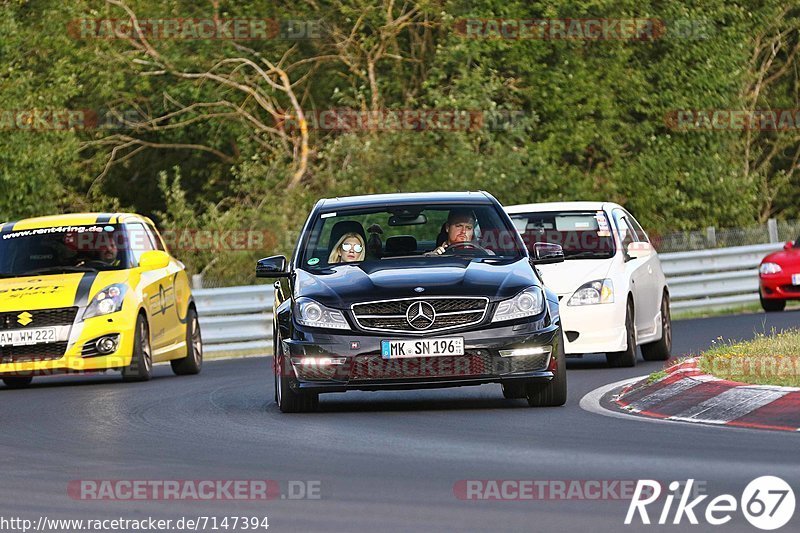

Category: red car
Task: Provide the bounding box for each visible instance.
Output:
[759,239,800,311]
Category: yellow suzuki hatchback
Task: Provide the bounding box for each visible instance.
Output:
[0,213,202,387]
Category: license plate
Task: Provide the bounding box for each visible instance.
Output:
[0,327,57,347]
[793,274,800,286]
[381,337,464,359]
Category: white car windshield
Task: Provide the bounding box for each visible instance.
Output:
[509,211,616,260]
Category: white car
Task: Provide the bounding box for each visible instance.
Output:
[505,202,671,367]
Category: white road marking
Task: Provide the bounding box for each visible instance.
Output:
[623,376,709,413]
[669,386,791,424]
[579,376,797,434]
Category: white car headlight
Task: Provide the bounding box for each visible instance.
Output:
[83,284,127,319]
[568,279,614,306]
[759,262,782,275]
[492,287,545,323]
[295,297,349,330]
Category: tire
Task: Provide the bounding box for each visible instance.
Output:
[642,292,672,361]
[501,381,527,399]
[760,295,786,312]
[171,307,203,375]
[525,332,567,407]
[606,300,637,368]
[3,376,33,389]
[122,314,153,382]
[275,347,319,413]
[273,340,279,404]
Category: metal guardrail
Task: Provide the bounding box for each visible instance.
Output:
[661,243,782,311]
[194,285,273,353]
[194,243,785,351]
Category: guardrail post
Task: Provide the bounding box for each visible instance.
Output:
[705,226,716,247]
[768,218,779,243]
[192,274,203,290]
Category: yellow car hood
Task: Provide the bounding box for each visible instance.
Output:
[0,271,131,312]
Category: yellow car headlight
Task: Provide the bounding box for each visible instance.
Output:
[83,284,127,319]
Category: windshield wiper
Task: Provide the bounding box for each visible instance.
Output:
[565,251,607,259]
[18,266,98,276]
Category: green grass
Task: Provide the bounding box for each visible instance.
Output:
[646,355,695,384]
[647,369,667,383]
[672,301,800,321]
[204,347,271,361]
[698,329,800,387]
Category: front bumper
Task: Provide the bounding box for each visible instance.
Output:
[558,298,627,355]
[0,311,136,377]
[278,321,561,394]
[760,275,800,300]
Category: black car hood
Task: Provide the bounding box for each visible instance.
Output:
[293,257,537,308]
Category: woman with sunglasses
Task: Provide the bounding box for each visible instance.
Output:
[328,232,366,263]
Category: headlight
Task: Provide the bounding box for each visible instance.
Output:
[83,284,127,319]
[492,287,545,323]
[568,279,614,306]
[295,297,349,330]
[760,262,782,275]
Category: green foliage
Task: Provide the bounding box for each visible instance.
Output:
[2,0,797,284]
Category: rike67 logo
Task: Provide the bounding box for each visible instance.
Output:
[626,477,795,530]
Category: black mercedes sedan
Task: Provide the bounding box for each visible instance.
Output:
[256,191,566,412]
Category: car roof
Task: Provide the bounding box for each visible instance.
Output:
[0,213,155,231]
[504,201,623,214]
[317,191,494,211]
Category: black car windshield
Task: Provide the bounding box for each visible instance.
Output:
[299,204,526,268]
[509,210,616,260]
[0,224,132,276]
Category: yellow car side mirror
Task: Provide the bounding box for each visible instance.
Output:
[138,250,171,270]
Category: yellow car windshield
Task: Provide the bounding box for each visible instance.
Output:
[0,224,131,276]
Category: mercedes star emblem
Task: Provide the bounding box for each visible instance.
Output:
[406,301,436,330]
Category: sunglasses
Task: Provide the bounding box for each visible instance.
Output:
[341,243,363,253]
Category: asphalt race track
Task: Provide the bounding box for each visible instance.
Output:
[1,311,799,532]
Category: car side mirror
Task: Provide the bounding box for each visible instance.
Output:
[627,241,654,259]
[784,241,795,251]
[530,242,565,265]
[138,250,170,270]
[256,255,289,278]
